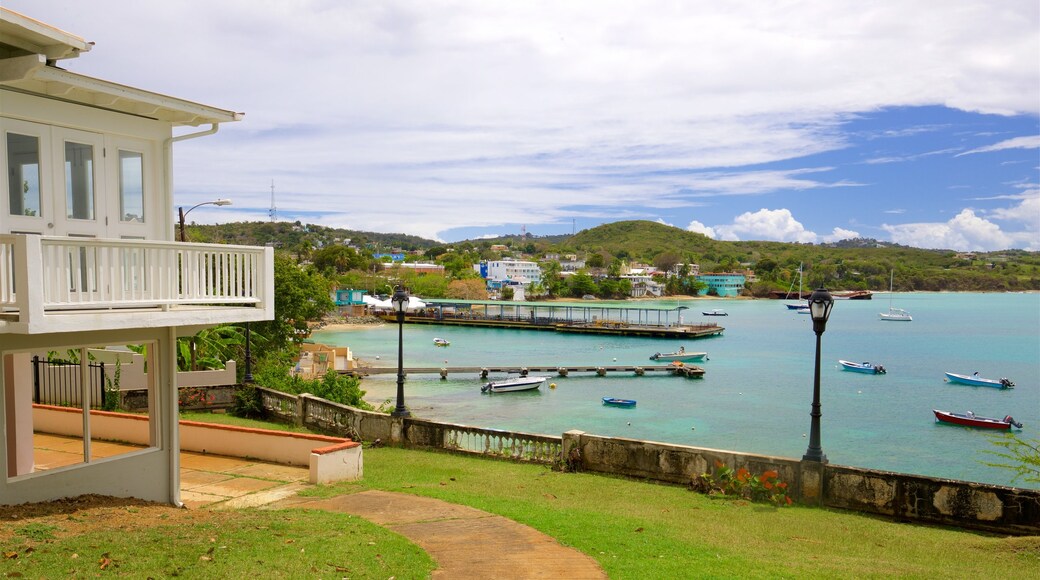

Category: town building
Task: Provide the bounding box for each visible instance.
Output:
[694,272,747,297]
[0,8,274,506]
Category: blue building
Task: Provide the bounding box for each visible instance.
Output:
[333,289,367,306]
[695,272,746,297]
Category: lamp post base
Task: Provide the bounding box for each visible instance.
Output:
[802,451,827,463]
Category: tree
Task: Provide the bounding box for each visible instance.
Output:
[253,255,335,349]
[538,260,564,297]
[653,251,681,272]
[447,279,488,299]
[568,271,598,297]
[312,245,367,275]
[984,433,1040,484]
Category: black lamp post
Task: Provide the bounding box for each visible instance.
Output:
[803,287,834,463]
[178,198,231,242]
[391,286,411,418]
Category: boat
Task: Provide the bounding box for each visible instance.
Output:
[944,372,1014,389]
[879,271,912,321]
[433,337,450,347]
[879,307,912,321]
[702,309,728,316]
[933,410,1023,430]
[481,375,546,393]
[650,350,707,362]
[839,360,887,374]
[602,397,636,408]
[784,263,807,310]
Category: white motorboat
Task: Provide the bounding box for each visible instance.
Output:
[650,350,708,362]
[481,375,546,393]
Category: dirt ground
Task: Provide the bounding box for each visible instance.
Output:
[1,495,212,547]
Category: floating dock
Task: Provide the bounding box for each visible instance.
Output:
[376,299,724,339]
[360,364,705,379]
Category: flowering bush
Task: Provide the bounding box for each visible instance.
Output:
[178,387,214,410]
[695,461,793,506]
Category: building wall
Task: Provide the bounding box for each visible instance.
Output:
[695,273,746,297]
[1,91,171,240]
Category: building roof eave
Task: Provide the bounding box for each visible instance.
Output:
[0,54,242,126]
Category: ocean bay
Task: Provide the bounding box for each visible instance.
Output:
[312,292,1040,489]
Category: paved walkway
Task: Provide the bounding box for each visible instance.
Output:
[273,490,606,579]
[32,434,606,578]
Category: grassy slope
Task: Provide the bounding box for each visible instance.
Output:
[306,447,1039,579]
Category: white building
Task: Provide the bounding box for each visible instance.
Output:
[0,8,274,506]
[475,259,542,286]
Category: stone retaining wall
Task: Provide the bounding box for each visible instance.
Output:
[254,387,1040,534]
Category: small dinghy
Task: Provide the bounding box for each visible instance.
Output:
[839,360,886,374]
[481,375,546,393]
[933,410,1023,430]
[602,397,636,408]
[944,372,1014,389]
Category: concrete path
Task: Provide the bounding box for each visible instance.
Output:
[34,435,605,578]
[275,490,606,579]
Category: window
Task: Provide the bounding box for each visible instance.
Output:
[64,141,95,220]
[6,133,42,217]
[119,150,145,222]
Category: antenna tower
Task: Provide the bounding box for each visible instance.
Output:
[269,180,277,222]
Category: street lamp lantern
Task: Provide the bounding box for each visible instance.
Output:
[803,287,833,463]
[178,198,232,242]
[391,286,411,418]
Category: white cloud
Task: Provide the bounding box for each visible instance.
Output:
[957,135,1040,156]
[714,209,817,243]
[823,227,860,242]
[6,1,1038,243]
[988,192,1040,226]
[685,220,717,238]
[882,209,1036,251]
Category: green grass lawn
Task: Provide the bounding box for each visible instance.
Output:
[306,447,1039,579]
[13,413,1031,578]
[179,411,318,433]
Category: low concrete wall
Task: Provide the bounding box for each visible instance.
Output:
[563,430,1040,535]
[254,388,1040,534]
[32,404,362,483]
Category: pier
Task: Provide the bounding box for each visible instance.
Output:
[376,299,724,339]
[360,364,705,379]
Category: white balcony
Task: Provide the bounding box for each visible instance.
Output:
[0,235,274,334]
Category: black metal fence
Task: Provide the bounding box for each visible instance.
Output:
[32,356,107,409]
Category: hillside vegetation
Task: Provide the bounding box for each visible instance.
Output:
[188,219,1040,292]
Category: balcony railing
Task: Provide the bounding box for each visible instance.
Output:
[0,235,274,334]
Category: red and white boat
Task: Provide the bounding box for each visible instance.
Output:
[933,410,1023,430]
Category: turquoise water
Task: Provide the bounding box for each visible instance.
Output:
[313,293,1040,488]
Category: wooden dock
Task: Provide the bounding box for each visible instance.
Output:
[359,364,705,379]
[374,299,725,339]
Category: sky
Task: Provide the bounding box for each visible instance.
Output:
[8,1,1039,251]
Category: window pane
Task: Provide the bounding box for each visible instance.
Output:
[7,133,42,217]
[119,150,144,222]
[65,141,95,220]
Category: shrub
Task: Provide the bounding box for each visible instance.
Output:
[694,461,792,506]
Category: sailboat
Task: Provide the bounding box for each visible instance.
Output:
[879,271,912,321]
[785,263,808,311]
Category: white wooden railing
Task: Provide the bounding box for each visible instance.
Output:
[0,234,272,322]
